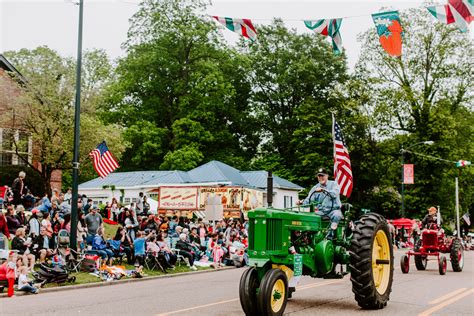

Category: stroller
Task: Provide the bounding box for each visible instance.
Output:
[32,263,76,286]
[56,229,88,273]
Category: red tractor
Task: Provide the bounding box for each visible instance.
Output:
[400,224,464,275]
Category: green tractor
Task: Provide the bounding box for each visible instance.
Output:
[239,174,394,315]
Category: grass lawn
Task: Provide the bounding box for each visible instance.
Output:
[12,223,213,292]
[104,222,118,239]
[38,263,212,289]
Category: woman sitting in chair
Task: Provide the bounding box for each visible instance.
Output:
[11,227,35,271]
[175,233,197,271]
[92,228,114,266]
[156,233,177,268]
[113,227,133,264]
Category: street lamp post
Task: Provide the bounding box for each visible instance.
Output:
[70,0,84,250]
[400,141,434,218]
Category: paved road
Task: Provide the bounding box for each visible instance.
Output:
[2,250,473,315]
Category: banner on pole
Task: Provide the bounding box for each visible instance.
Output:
[403,164,414,184]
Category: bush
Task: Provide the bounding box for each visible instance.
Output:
[0,165,45,197]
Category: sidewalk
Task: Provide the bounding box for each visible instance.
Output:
[0,266,234,298]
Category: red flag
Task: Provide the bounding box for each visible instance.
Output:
[89,141,119,178]
[403,164,414,184]
[332,116,353,197]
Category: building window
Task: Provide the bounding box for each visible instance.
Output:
[124,198,131,204]
[0,153,13,166]
[0,128,32,166]
[284,196,293,208]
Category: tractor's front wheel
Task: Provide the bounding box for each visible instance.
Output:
[450,239,464,272]
[414,240,427,270]
[239,267,260,315]
[257,269,288,316]
[400,255,410,274]
[349,213,394,309]
[439,255,447,275]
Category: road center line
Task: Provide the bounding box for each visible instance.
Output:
[156,279,344,316]
[418,288,474,316]
[156,298,239,316]
[428,287,468,305]
[297,279,344,290]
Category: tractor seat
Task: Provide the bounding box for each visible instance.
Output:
[315,211,331,220]
[315,211,344,221]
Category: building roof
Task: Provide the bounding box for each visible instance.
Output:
[241,171,303,190]
[187,160,249,186]
[79,160,302,191]
[79,171,173,189]
[0,54,27,85]
[142,170,193,185]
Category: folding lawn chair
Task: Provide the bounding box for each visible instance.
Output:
[0,234,9,264]
[107,239,126,264]
[167,237,186,267]
[144,252,167,273]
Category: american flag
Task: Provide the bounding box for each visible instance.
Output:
[89,141,119,178]
[333,115,353,197]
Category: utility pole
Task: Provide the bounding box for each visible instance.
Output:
[401,145,405,218]
[455,177,460,238]
[70,0,84,250]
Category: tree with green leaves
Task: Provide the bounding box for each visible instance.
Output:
[240,19,348,190]
[1,46,124,195]
[101,0,259,171]
[354,9,473,218]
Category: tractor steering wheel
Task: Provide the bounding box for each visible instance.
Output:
[307,188,335,211]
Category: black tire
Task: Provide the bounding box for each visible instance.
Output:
[288,287,296,299]
[257,269,288,316]
[450,239,464,272]
[414,240,427,270]
[439,255,447,275]
[400,255,409,274]
[349,213,394,309]
[239,267,260,315]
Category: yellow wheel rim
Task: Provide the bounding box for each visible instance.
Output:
[372,230,391,294]
[270,279,285,312]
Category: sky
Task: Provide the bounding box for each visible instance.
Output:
[0,0,473,71]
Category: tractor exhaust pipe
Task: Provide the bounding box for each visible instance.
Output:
[267,170,273,207]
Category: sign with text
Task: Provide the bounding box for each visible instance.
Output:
[403,164,414,184]
[242,188,264,211]
[294,254,303,276]
[199,187,241,210]
[159,187,198,210]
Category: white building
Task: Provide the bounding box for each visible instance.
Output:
[79,160,302,214]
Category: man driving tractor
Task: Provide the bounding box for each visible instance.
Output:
[422,206,442,229]
[300,167,342,239]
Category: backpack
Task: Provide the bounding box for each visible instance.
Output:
[81,254,100,272]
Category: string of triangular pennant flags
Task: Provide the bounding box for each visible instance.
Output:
[212,0,473,57]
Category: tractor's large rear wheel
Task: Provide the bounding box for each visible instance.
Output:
[450,239,464,272]
[239,267,260,315]
[414,239,427,270]
[257,269,288,316]
[349,213,394,309]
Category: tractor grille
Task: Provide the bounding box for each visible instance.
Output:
[248,219,255,250]
[423,233,437,248]
[266,219,283,251]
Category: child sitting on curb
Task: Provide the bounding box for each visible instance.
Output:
[17,266,39,294]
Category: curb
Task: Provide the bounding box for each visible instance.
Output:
[0,266,235,298]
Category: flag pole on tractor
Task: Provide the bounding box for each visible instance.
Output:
[70,0,84,250]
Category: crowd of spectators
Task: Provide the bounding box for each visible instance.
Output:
[0,172,249,297]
